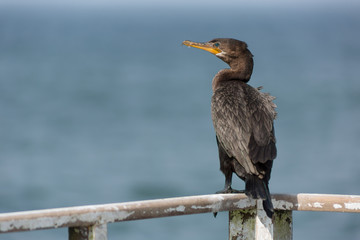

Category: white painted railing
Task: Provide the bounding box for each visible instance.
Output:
[0,193,359,239]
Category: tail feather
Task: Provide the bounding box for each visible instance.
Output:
[245,175,274,218]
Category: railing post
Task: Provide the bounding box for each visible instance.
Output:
[273,210,292,240]
[229,200,292,240]
[69,224,107,240]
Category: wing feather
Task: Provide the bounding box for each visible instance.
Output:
[211,81,277,176]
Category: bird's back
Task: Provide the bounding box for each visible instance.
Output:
[211,80,277,179]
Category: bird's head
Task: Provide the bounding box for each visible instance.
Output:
[183,38,254,80]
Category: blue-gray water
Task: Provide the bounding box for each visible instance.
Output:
[1,5,360,239]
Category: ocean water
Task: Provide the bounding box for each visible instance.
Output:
[0,5,360,239]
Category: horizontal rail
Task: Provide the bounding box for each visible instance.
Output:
[0,193,359,233]
[273,193,360,212]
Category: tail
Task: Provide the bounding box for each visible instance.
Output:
[245,175,274,218]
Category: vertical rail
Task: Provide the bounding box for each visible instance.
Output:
[69,224,107,240]
[229,200,292,240]
[273,210,292,240]
[255,200,273,239]
[229,208,256,239]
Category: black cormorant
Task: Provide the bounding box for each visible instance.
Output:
[183,38,277,218]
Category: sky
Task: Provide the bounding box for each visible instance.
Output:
[0,0,359,9]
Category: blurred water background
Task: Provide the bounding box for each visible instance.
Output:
[0,1,360,239]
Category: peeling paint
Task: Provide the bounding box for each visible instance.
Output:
[272,200,294,210]
[234,198,255,209]
[313,202,324,208]
[333,204,342,209]
[344,202,360,210]
[103,210,135,223]
[191,204,212,209]
[192,202,223,213]
[1,193,359,235]
[191,195,225,212]
[164,206,185,213]
[304,202,324,208]
[0,210,135,232]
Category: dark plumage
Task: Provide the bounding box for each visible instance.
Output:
[183,38,277,218]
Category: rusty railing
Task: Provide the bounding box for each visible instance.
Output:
[0,193,359,239]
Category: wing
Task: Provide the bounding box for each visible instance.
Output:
[247,86,277,165]
[211,81,277,177]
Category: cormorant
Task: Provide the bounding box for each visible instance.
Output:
[183,38,277,218]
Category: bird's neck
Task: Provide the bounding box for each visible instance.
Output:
[212,68,250,92]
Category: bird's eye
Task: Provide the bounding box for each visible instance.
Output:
[214,42,220,47]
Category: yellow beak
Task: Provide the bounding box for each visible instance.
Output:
[182,40,222,55]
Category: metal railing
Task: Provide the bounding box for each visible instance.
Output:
[0,193,359,239]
